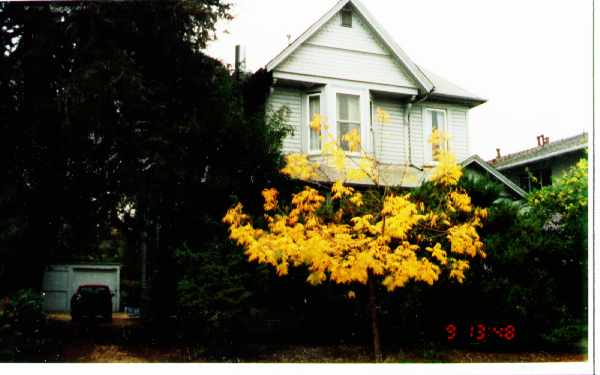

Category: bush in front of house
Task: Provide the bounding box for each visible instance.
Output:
[440,159,588,350]
[377,163,588,351]
[174,240,263,351]
[0,289,49,361]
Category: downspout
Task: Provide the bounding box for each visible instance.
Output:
[370,99,376,158]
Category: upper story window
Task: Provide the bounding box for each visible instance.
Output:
[308,94,322,152]
[424,108,448,163]
[337,93,361,152]
[341,8,353,27]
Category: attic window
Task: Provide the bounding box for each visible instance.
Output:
[341,8,353,27]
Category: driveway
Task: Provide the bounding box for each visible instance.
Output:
[47,313,185,362]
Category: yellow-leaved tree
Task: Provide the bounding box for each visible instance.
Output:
[223,109,487,361]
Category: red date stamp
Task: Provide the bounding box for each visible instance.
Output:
[446,323,516,342]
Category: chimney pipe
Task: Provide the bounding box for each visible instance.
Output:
[496,148,501,159]
[537,135,545,147]
[234,45,246,79]
[544,136,549,145]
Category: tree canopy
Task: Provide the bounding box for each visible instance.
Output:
[0,1,289,298]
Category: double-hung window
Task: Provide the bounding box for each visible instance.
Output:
[425,108,448,163]
[337,93,361,152]
[307,94,322,152]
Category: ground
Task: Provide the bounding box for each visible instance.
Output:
[44,313,587,363]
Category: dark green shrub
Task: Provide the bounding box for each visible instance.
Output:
[0,289,48,361]
[174,241,264,348]
[541,320,587,351]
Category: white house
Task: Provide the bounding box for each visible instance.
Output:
[265,0,486,187]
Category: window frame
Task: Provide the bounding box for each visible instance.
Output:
[306,93,323,154]
[423,107,449,165]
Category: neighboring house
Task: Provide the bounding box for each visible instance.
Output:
[461,155,527,199]
[489,133,588,192]
[265,0,485,187]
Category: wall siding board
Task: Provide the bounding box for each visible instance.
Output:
[309,13,388,55]
[277,9,417,90]
[372,98,406,164]
[448,109,469,161]
[268,87,303,154]
[409,104,424,167]
[279,45,415,88]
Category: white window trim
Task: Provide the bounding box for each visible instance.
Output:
[423,107,449,165]
[331,87,370,156]
[306,93,322,155]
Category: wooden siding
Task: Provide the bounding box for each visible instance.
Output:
[268,87,303,154]
[277,10,417,89]
[448,107,469,161]
[309,12,388,55]
[372,98,406,164]
[409,104,425,167]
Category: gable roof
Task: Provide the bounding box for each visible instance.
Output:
[266,0,485,106]
[490,133,588,170]
[266,0,434,94]
[462,155,527,199]
[421,68,486,105]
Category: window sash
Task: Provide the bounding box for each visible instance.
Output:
[337,93,360,122]
[337,93,361,152]
[337,121,360,151]
[426,109,447,162]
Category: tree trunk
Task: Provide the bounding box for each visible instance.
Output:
[367,274,383,362]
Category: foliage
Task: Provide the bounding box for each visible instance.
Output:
[0,289,48,361]
[374,159,588,350]
[224,128,487,292]
[223,112,488,360]
[458,171,505,207]
[174,240,258,345]
[528,158,588,229]
[467,158,588,347]
[541,321,587,351]
[0,1,291,310]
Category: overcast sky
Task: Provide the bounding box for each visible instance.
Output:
[203,0,592,161]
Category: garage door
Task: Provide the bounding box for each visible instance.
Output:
[42,266,69,311]
[42,264,120,312]
[71,267,119,312]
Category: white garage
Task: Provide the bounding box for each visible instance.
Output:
[42,264,121,312]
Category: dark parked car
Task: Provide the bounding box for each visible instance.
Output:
[71,284,113,322]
